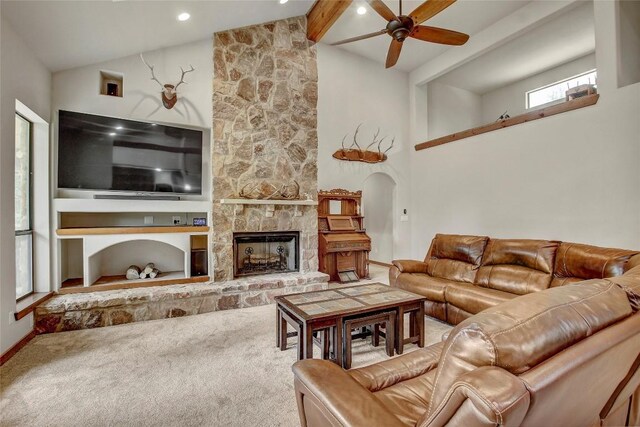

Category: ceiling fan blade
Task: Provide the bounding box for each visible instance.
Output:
[409,0,456,25]
[385,39,403,68]
[330,29,388,46]
[410,25,469,45]
[366,0,398,22]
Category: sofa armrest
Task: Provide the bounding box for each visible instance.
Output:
[392,259,428,274]
[419,366,530,427]
[292,359,405,427]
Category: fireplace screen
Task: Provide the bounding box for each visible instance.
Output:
[233,232,300,278]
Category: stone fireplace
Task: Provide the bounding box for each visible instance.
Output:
[233,231,299,278]
[212,16,319,282]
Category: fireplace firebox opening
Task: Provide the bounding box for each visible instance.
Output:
[233,231,300,278]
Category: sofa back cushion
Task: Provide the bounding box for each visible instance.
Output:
[424,234,489,283]
[552,242,640,287]
[427,280,632,419]
[475,239,559,295]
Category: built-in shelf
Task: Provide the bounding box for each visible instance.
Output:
[415,94,600,151]
[54,198,211,213]
[218,199,318,206]
[56,226,210,237]
[59,273,210,294]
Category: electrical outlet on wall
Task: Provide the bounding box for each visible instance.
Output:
[172,216,182,225]
[144,216,154,225]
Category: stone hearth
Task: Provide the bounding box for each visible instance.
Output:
[36,272,328,333]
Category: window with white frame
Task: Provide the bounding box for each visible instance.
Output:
[15,113,33,300]
[526,70,597,109]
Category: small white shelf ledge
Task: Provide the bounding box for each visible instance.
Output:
[218,198,317,217]
[54,198,211,213]
[218,199,317,206]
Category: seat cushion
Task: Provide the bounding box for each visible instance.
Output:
[394,273,456,303]
[427,280,633,419]
[445,282,517,314]
[551,242,640,287]
[609,265,640,311]
[424,234,489,283]
[349,342,443,426]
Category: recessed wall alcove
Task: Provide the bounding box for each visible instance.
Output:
[87,239,186,286]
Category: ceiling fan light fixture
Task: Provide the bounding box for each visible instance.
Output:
[357,6,367,15]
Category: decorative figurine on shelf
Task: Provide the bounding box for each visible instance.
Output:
[496,111,510,121]
[140,54,195,109]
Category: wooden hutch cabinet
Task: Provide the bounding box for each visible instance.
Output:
[318,189,371,282]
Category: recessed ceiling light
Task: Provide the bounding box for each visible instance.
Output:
[177,12,190,22]
[279,0,289,4]
[109,132,116,136]
[357,6,367,15]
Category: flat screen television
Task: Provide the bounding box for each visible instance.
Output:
[58,110,203,194]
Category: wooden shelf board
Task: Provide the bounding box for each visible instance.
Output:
[415,94,600,151]
[58,272,210,294]
[56,225,210,236]
[61,278,83,288]
[15,292,54,320]
[218,199,317,206]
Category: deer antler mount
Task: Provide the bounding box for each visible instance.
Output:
[140,54,195,109]
[332,124,394,164]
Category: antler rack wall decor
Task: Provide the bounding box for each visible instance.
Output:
[238,180,300,200]
[140,54,195,109]
[332,124,395,164]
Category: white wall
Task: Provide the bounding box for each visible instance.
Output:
[363,173,395,263]
[316,44,412,259]
[617,0,640,88]
[481,53,596,123]
[410,83,640,257]
[0,17,52,355]
[52,39,213,200]
[427,81,482,139]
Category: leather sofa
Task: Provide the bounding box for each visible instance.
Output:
[292,267,640,426]
[389,234,640,324]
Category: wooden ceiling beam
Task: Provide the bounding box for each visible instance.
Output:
[306,0,353,42]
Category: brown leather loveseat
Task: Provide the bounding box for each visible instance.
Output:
[390,234,640,324]
[292,267,640,426]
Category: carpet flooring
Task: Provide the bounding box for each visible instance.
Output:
[1,268,451,427]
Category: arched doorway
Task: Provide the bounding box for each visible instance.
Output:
[362,172,396,264]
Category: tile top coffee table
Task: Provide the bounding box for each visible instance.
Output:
[275,283,427,367]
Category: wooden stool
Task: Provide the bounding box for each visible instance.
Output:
[342,311,395,369]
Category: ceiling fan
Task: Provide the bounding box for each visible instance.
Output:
[331,0,469,68]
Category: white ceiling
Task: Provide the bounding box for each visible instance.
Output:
[0,0,314,72]
[434,1,595,93]
[322,0,531,72]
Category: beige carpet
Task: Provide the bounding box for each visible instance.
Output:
[1,269,451,427]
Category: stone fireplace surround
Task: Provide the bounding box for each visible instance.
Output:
[35,16,329,332]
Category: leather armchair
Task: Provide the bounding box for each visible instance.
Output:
[293,278,640,427]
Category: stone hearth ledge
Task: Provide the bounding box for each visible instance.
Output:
[35,272,329,333]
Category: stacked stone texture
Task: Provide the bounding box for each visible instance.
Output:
[212,16,319,281]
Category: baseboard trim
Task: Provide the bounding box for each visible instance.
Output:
[0,329,36,366]
[369,260,392,268]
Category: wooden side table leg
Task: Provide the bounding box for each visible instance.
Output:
[296,322,304,360]
[279,312,288,351]
[409,311,416,338]
[343,322,352,369]
[335,320,343,367]
[397,306,405,355]
[418,303,425,348]
[372,324,380,347]
[322,329,331,359]
[303,323,314,359]
[386,316,395,357]
[276,306,281,348]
